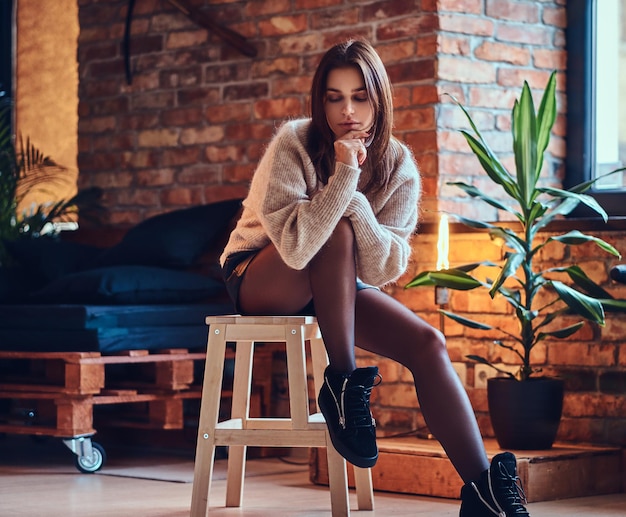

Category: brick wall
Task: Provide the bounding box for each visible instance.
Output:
[77,0,439,225]
[76,0,626,447]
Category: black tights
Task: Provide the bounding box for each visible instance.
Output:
[238,218,489,482]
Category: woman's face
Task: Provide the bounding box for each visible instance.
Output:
[324,66,374,139]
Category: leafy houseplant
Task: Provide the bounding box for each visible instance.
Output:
[406,71,626,449]
[0,101,101,266]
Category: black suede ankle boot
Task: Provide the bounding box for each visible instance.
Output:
[317,366,380,468]
[460,452,530,516]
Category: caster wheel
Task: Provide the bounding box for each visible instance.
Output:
[74,441,106,473]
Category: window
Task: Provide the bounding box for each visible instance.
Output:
[566,0,626,216]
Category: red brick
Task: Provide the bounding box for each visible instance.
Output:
[394,107,436,131]
[439,14,494,36]
[135,169,176,187]
[253,97,303,120]
[276,33,323,54]
[377,41,417,64]
[311,7,358,30]
[496,23,552,46]
[177,166,222,186]
[160,187,204,207]
[486,0,539,23]
[438,0,482,14]
[533,48,567,71]
[161,108,204,127]
[439,56,496,84]
[386,59,436,84]
[258,15,308,37]
[245,0,291,17]
[162,147,200,167]
[438,35,472,56]
[376,13,438,41]
[475,41,530,65]
[542,6,567,29]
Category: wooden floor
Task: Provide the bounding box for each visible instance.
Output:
[0,434,624,517]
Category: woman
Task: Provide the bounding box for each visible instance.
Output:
[220,39,529,517]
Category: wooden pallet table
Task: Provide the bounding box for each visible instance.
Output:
[0,349,211,436]
[310,436,624,503]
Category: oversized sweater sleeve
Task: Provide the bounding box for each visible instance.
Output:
[246,121,362,270]
[344,144,420,286]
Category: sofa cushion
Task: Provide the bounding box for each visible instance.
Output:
[0,266,40,303]
[93,198,242,269]
[30,265,225,304]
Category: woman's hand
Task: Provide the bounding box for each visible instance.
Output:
[334,130,369,169]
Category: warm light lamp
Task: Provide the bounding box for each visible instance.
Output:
[435,214,450,309]
[436,213,449,271]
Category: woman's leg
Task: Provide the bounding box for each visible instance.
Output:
[354,288,490,483]
[238,218,358,374]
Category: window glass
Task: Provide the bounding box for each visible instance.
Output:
[594,0,626,189]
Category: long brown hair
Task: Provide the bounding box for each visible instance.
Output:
[307,39,400,194]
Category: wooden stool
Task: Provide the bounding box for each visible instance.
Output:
[190,315,374,516]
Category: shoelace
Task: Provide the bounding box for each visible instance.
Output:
[495,461,528,511]
[339,374,381,430]
[472,460,529,516]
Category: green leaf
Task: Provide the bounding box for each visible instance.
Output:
[448,181,514,213]
[532,196,581,234]
[488,227,526,253]
[568,166,626,194]
[550,264,614,299]
[405,269,483,290]
[512,82,538,208]
[551,280,605,325]
[601,298,626,313]
[489,252,524,297]
[452,214,498,230]
[441,310,493,329]
[535,71,558,180]
[460,131,518,198]
[536,322,584,342]
[538,186,608,221]
[466,355,517,379]
[547,230,621,258]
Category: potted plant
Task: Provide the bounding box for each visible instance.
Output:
[0,101,102,266]
[406,71,626,449]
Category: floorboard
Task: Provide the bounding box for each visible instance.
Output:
[0,435,624,516]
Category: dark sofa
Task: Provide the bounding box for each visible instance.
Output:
[0,198,242,353]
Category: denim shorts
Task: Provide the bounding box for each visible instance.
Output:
[221,249,377,315]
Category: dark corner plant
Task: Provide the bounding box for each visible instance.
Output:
[0,98,102,266]
[406,70,626,381]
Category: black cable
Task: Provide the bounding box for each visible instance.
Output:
[123,0,136,85]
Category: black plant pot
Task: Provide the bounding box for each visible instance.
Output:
[487,377,564,450]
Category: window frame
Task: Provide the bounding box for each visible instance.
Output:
[566,0,626,217]
[0,0,13,125]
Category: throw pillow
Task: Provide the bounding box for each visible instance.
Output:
[4,237,104,282]
[93,198,242,268]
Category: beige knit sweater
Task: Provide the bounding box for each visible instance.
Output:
[220,118,421,287]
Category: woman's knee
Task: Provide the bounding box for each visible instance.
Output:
[405,322,448,366]
[330,217,355,248]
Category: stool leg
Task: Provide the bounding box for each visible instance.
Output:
[191,323,228,517]
[285,324,310,429]
[326,439,351,517]
[225,339,254,507]
[354,466,374,510]
[309,331,328,403]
